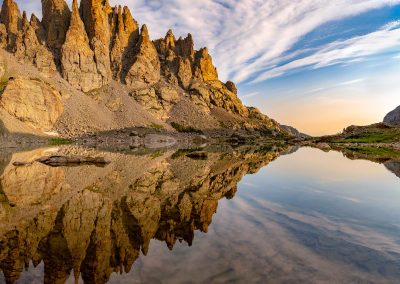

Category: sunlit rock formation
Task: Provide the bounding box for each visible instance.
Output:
[0,0,288,137]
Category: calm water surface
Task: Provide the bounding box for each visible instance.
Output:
[0,146,399,283]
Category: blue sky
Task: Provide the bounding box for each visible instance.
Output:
[14,0,400,135]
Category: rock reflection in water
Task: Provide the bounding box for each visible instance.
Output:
[0,145,284,283]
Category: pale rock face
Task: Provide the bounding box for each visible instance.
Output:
[0,0,22,50]
[61,0,103,92]
[0,77,64,131]
[125,25,160,89]
[80,0,113,85]
[41,0,71,56]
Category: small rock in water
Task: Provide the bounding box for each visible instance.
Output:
[186,151,208,160]
[36,155,110,167]
[12,161,33,167]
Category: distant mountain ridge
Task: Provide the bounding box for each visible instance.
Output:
[0,0,290,139]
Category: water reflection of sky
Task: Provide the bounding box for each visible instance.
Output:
[123,147,400,283]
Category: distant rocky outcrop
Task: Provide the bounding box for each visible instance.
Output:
[281,125,310,138]
[384,105,400,126]
[0,0,289,138]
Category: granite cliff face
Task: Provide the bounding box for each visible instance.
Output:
[0,146,284,283]
[0,0,288,138]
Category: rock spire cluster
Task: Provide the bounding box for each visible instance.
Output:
[0,0,225,93]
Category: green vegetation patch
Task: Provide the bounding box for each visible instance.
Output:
[171,122,203,134]
[171,147,204,159]
[0,77,8,93]
[346,146,400,158]
[49,138,73,145]
[150,123,164,130]
[334,131,400,143]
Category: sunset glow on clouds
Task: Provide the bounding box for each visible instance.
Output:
[16,0,400,135]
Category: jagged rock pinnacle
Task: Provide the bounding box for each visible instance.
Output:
[41,0,71,56]
[0,0,22,49]
[61,0,103,92]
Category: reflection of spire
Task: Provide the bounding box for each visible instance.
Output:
[74,267,80,284]
[0,146,284,282]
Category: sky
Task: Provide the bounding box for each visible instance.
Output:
[15,0,400,135]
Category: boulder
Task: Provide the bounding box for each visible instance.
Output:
[0,77,63,131]
[61,0,102,92]
[225,81,237,95]
[384,105,400,125]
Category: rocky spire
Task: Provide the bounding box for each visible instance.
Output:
[176,33,195,59]
[0,0,22,50]
[80,0,113,85]
[194,47,218,81]
[110,5,139,79]
[41,0,71,58]
[61,0,103,92]
[29,14,46,45]
[12,9,56,73]
[125,24,160,89]
[165,29,176,50]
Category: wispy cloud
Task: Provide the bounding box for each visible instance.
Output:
[16,0,400,83]
[253,21,400,82]
[241,92,260,99]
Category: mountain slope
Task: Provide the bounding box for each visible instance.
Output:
[0,0,288,139]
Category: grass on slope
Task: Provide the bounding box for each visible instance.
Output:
[346,146,400,158]
[333,131,400,144]
[171,122,203,134]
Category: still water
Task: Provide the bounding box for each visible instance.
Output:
[0,146,399,283]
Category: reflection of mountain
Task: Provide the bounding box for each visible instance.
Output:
[384,160,400,178]
[0,146,284,283]
[329,147,400,179]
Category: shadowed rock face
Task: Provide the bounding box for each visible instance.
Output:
[0,145,284,283]
[384,105,400,126]
[384,159,400,178]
